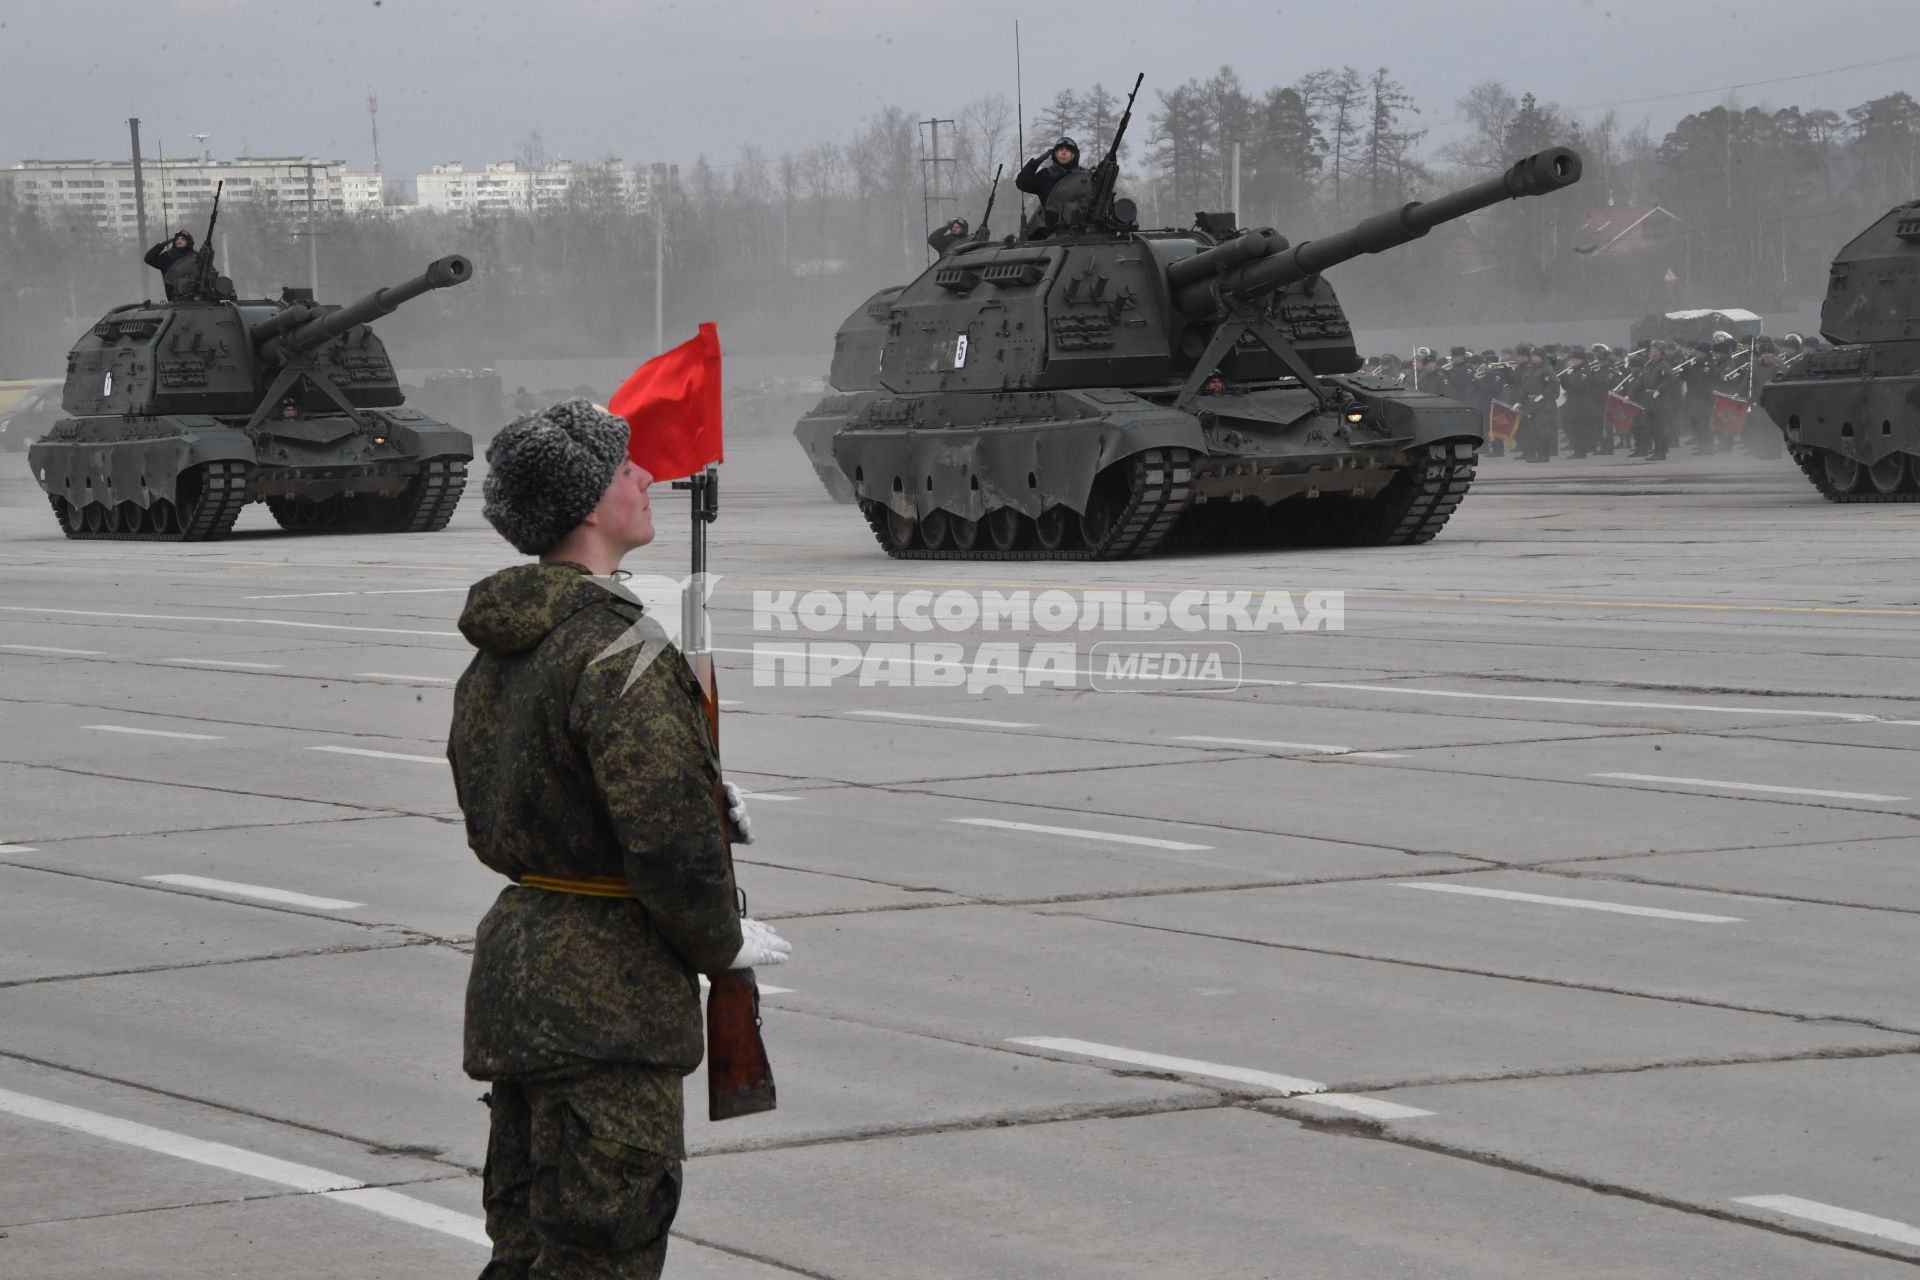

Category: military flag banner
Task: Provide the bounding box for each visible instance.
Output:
[1711,391,1751,436]
[1604,392,1642,440]
[611,322,723,483]
[1488,400,1521,444]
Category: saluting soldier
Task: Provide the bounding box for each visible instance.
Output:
[449,400,793,1279]
[1515,345,1558,462]
[143,229,200,301]
[1558,348,1602,458]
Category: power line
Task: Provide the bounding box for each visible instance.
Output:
[1563,49,1920,114]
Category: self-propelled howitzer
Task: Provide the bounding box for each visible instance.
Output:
[29,255,477,541]
[794,147,1582,557]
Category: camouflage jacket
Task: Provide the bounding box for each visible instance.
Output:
[449,562,743,1084]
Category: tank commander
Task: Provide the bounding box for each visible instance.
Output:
[1015,137,1081,206]
[277,399,299,420]
[143,230,200,301]
[927,216,971,257]
[449,400,791,1278]
[1199,368,1227,395]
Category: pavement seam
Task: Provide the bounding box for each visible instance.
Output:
[1316,1040,1920,1094]
[0,1171,472,1232]
[0,936,432,992]
[1255,1107,1920,1268]
[0,1047,478,1177]
[0,859,473,947]
[0,758,436,822]
[1045,913,1920,1038]
[665,1231,845,1279]
[0,808,425,850]
[1525,863,1920,918]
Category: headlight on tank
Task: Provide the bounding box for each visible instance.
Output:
[1344,410,1366,424]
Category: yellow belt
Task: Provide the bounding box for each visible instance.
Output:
[518,873,634,899]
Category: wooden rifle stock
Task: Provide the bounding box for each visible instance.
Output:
[675,467,776,1121]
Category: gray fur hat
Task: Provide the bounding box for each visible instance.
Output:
[481,398,629,555]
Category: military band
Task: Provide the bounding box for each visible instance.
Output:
[1358,332,1815,461]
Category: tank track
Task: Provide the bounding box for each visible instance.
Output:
[862,447,1194,561]
[1371,440,1479,544]
[399,458,467,531]
[48,460,251,542]
[265,459,467,533]
[1790,446,1920,503]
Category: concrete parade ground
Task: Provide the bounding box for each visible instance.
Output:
[2,435,1918,1278]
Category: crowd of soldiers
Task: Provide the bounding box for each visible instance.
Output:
[1362,333,1819,461]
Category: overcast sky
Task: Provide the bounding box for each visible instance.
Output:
[2,0,1914,180]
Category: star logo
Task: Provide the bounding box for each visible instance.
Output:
[586,571,721,694]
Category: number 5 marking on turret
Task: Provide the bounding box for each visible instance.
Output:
[953,333,969,368]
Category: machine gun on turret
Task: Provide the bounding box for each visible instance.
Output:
[973,165,1003,243]
[245,254,474,429]
[187,182,226,300]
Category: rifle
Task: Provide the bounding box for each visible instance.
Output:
[672,465,777,1121]
[190,181,223,299]
[973,164,1003,242]
[1088,72,1144,220]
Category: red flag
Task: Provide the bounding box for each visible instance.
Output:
[1710,391,1750,436]
[1487,400,1521,443]
[1604,392,1642,440]
[610,322,723,483]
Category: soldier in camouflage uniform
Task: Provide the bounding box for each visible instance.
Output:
[448,399,792,1280]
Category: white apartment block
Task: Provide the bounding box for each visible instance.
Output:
[415,158,651,216]
[4,156,356,235]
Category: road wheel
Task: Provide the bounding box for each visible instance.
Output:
[1868,453,1912,496]
[948,516,981,552]
[985,508,1030,551]
[1033,506,1079,553]
[919,509,951,551]
[1822,450,1868,495]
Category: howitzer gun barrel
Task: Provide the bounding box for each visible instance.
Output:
[273,255,473,354]
[1176,148,1581,315]
[247,304,314,347]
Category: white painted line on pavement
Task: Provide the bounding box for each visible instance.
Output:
[1592,772,1906,803]
[719,699,743,707]
[144,874,364,911]
[309,745,447,765]
[0,845,40,853]
[0,606,458,639]
[955,817,1212,852]
[1177,734,1403,759]
[357,672,458,683]
[1734,1196,1920,1249]
[1299,1093,1436,1120]
[1397,882,1743,923]
[0,1087,487,1246]
[82,724,225,741]
[738,790,800,802]
[246,588,469,600]
[168,658,283,670]
[1010,1037,1324,1094]
[2,643,104,655]
[1305,682,1881,723]
[849,709,1038,729]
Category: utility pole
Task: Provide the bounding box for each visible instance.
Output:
[128,118,149,247]
[1014,20,1026,225]
[1230,141,1242,228]
[918,117,957,263]
[305,161,320,295]
[157,139,169,230]
[367,93,381,173]
[651,162,675,355]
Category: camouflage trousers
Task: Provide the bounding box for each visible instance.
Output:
[479,1068,684,1279]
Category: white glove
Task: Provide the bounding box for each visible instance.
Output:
[729,917,792,969]
[722,780,753,845]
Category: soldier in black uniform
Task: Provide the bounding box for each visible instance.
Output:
[1443,347,1477,404]
[143,230,200,301]
[1015,137,1081,206]
[927,217,971,257]
[1558,349,1603,458]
